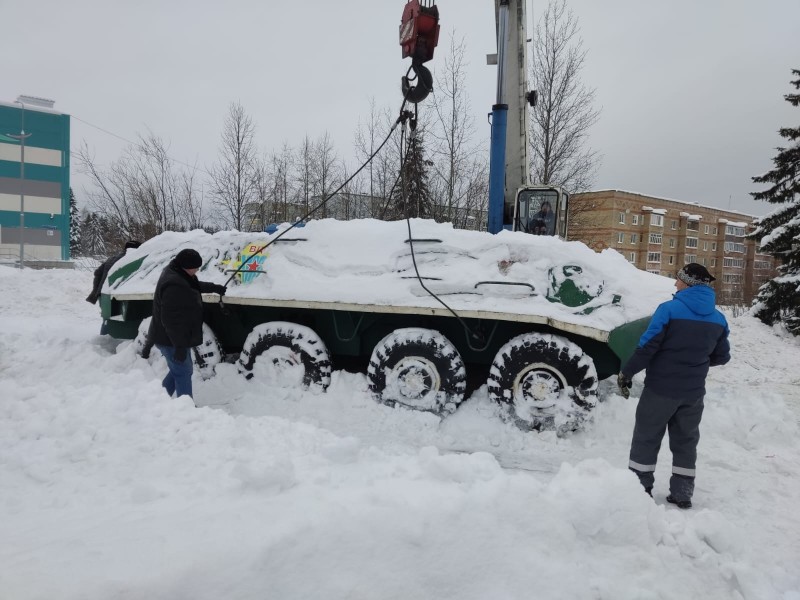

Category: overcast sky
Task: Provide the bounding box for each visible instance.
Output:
[2,0,798,216]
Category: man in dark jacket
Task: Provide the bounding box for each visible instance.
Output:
[86,240,141,305]
[618,263,730,509]
[148,248,226,399]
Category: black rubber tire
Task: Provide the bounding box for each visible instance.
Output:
[134,316,222,380]
[367,328,466,415]
[487,333,598,433]
[237,321,331,391]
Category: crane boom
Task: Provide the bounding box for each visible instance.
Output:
[488,0,568,238]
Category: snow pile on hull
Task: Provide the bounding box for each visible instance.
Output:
[105,219,674,333]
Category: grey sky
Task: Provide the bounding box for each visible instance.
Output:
[2,0,797,217]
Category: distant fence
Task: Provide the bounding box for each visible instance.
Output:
[0,250,74,270]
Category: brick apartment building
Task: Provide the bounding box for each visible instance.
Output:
[569,190,778,305]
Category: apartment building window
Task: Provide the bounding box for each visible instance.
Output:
[700,258,707,266]
[685,254,697,264]
[617,232,624,244]
[619,212,626,224]
[629,252,636,263]
[710,258,716,267]
[630,233,638,244]
[687,221,699,231]
[703,241,708,251]
[668,255,674,265]
[724,242,745,253]
[725,225,746,237]
[671,220,678,230]
[723,257,745,268]
[647,252,661,263]
[647,269,660,275]
[712,227,718,235]
[722,274,743,284]
[650,214,664,227]
[754,260,771,269]
[711,242,717,251]
[686,237,698,249]
[669,238,675,248]
[704,225,710,234]
[632,214,639,225]
[649,232,662,244]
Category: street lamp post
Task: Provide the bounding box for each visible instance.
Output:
[7,100,30,269]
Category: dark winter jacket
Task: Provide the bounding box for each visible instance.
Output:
[622,285,730,399]
[147,260,225,349]
[86,252,125,304]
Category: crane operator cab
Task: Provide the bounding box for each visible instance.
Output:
[512,185,569,239]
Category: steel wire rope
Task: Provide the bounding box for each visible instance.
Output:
[398,104,485,343]
[222,78,416,287]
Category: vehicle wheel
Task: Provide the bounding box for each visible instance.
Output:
[133,317,153,357]
[134,317,223,380]
[367,328,466,415]
[488,333,598,434]
[237,322,331,392]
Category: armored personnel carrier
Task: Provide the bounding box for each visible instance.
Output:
[99,219,672,432]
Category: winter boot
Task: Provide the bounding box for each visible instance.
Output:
[666,495,692,509]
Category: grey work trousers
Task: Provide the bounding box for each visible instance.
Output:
[628,387,704,501]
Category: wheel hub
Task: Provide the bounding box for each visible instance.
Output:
[513,362,565,415]
[386,356,441,410]
[254,346,304,387]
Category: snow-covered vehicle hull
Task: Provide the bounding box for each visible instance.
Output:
[100,219,673,431]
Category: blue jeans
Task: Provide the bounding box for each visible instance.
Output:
[156,345,193,398]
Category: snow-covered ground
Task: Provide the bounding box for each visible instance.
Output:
[1,265,799,600]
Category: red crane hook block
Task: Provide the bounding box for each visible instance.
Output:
[399,0,440,65]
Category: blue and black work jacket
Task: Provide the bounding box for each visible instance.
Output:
[622,285,730,399]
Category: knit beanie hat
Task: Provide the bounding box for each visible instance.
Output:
[175,248,203,269]
[677,263,715,287]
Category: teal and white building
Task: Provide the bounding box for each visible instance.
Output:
[0,96,70,262]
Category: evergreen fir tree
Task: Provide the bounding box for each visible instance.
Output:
[68,188,81,258]
[81,212,107,257]
[390,130,434,220]
[749,69,800,335]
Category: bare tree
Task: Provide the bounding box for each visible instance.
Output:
[453,158,489,230]
[529,0,601,193]
[270,142,294,223]
[295,135,314,219]
[354,98,382,211]
[209,102,259,230]
[250,156,271,232]
[312,132,341,219]
[429,34,485,223]
[77,133,204,240]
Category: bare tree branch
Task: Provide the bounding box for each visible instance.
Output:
[530,0,601,193]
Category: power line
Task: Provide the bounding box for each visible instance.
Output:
[70,114,213,177]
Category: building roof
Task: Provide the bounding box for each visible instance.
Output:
[576,189,759,220]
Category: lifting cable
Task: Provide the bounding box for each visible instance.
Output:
[397,105,485,344]
[222,71,415,288]
[223,64,485,345]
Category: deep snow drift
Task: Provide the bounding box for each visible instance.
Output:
[1,265,799,600]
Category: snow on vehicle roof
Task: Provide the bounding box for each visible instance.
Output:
[105,219,675,333]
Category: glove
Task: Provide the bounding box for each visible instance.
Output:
[617,373,632,399]
[214,284,227,296]
[140,340,152,360]
[174,347,188,363]
[86,293,98,305]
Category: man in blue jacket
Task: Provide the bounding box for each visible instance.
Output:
[618,263,730,509]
